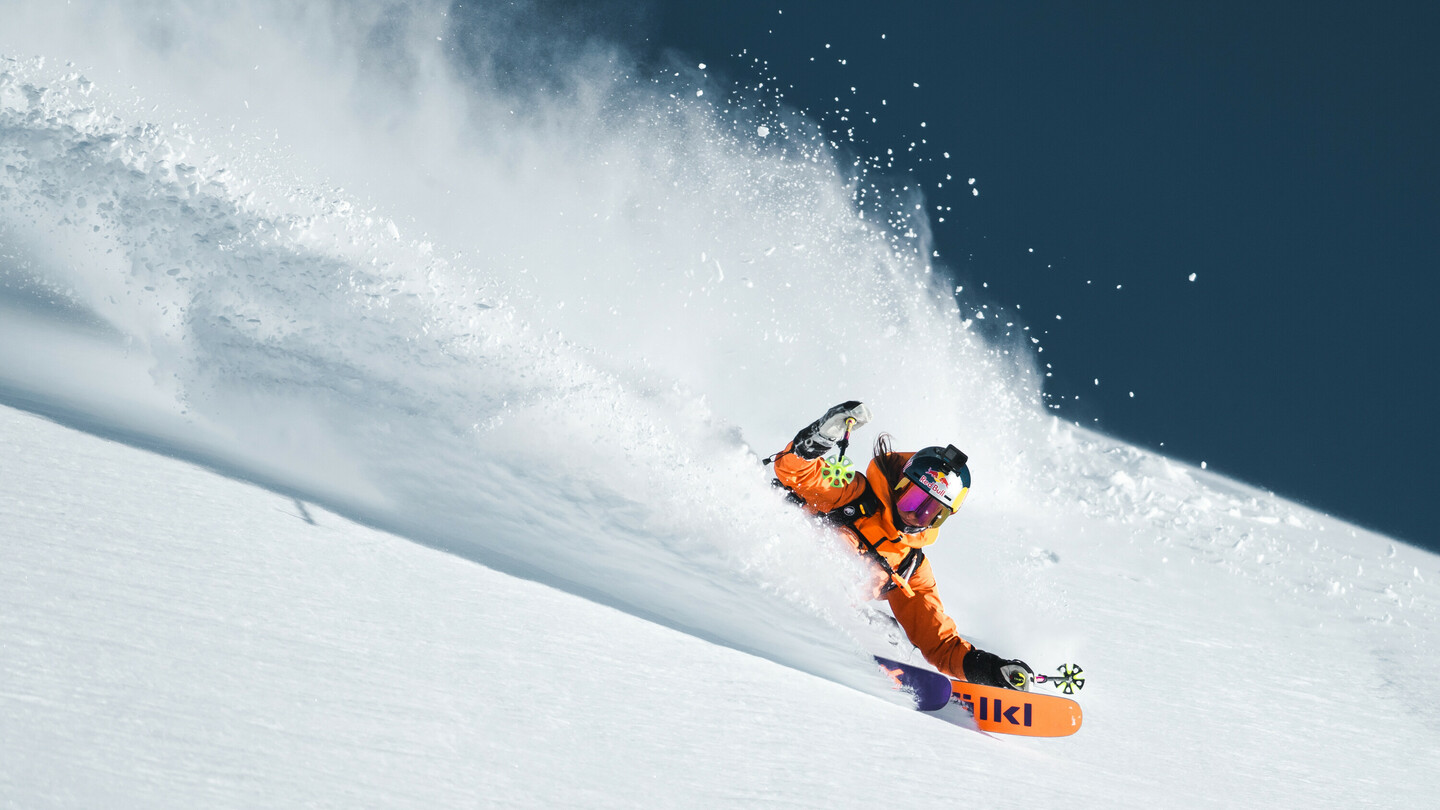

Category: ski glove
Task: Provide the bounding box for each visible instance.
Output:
[962,648,1034,692]
[792,401,872,460]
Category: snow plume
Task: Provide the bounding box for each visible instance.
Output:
[0,1,1042,686]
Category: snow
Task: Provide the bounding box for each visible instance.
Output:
[7,392,1439,809]
[2,2,1439,807]
[0,407,942,808]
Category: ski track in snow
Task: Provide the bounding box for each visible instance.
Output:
[2,4,1439,806]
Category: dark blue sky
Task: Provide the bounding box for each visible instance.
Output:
[532,1,1439,550]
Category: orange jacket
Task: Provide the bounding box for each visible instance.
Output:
[774,443,977,680]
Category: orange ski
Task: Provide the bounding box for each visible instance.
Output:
[948,679,1083,737]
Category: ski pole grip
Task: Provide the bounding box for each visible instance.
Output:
[836,417,857,459]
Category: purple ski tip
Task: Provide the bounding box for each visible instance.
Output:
[874,656,953,711]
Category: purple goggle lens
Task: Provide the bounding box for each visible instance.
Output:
[894,480,950,529]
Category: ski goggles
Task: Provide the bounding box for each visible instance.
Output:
[894,478,954,531]
[893,463,971,531]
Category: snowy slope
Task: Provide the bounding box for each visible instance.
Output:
[0,405,954,809]
[6,383,1440,809]
[8,380,1428,801]
[3,2,1439,806]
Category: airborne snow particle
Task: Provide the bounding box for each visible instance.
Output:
[1201,461,1208,470]
[696,89,703,97]
[698,63,707,69]
[1189,273,1198,281]
[913,82,920,88]
[971,188,978,196]
[757,125,770,137]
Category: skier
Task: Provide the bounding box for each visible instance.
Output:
[770,401,1034,691]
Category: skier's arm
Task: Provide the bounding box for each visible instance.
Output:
[772,401,872,511]
[888,564,1033,688]
[885,558,976,680]
[787,400,871,461]
[774,444,869,513]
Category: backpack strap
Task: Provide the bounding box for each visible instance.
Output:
[890,548,925,587]
[773,474,922,596]
[821,479,885,526]
[853,536,922,597]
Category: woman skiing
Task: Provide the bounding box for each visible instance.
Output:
[770,401,1033,690]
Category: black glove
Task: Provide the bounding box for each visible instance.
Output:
[962,648,1034,692]
[792,401,872,460]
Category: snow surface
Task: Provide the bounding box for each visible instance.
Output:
[2,2,1439,806]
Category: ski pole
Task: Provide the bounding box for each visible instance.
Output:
[835,417,856,461]
[1032,664,1085,693]
[820,417,860,487]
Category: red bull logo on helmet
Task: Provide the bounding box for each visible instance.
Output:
[918,468,953,499]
